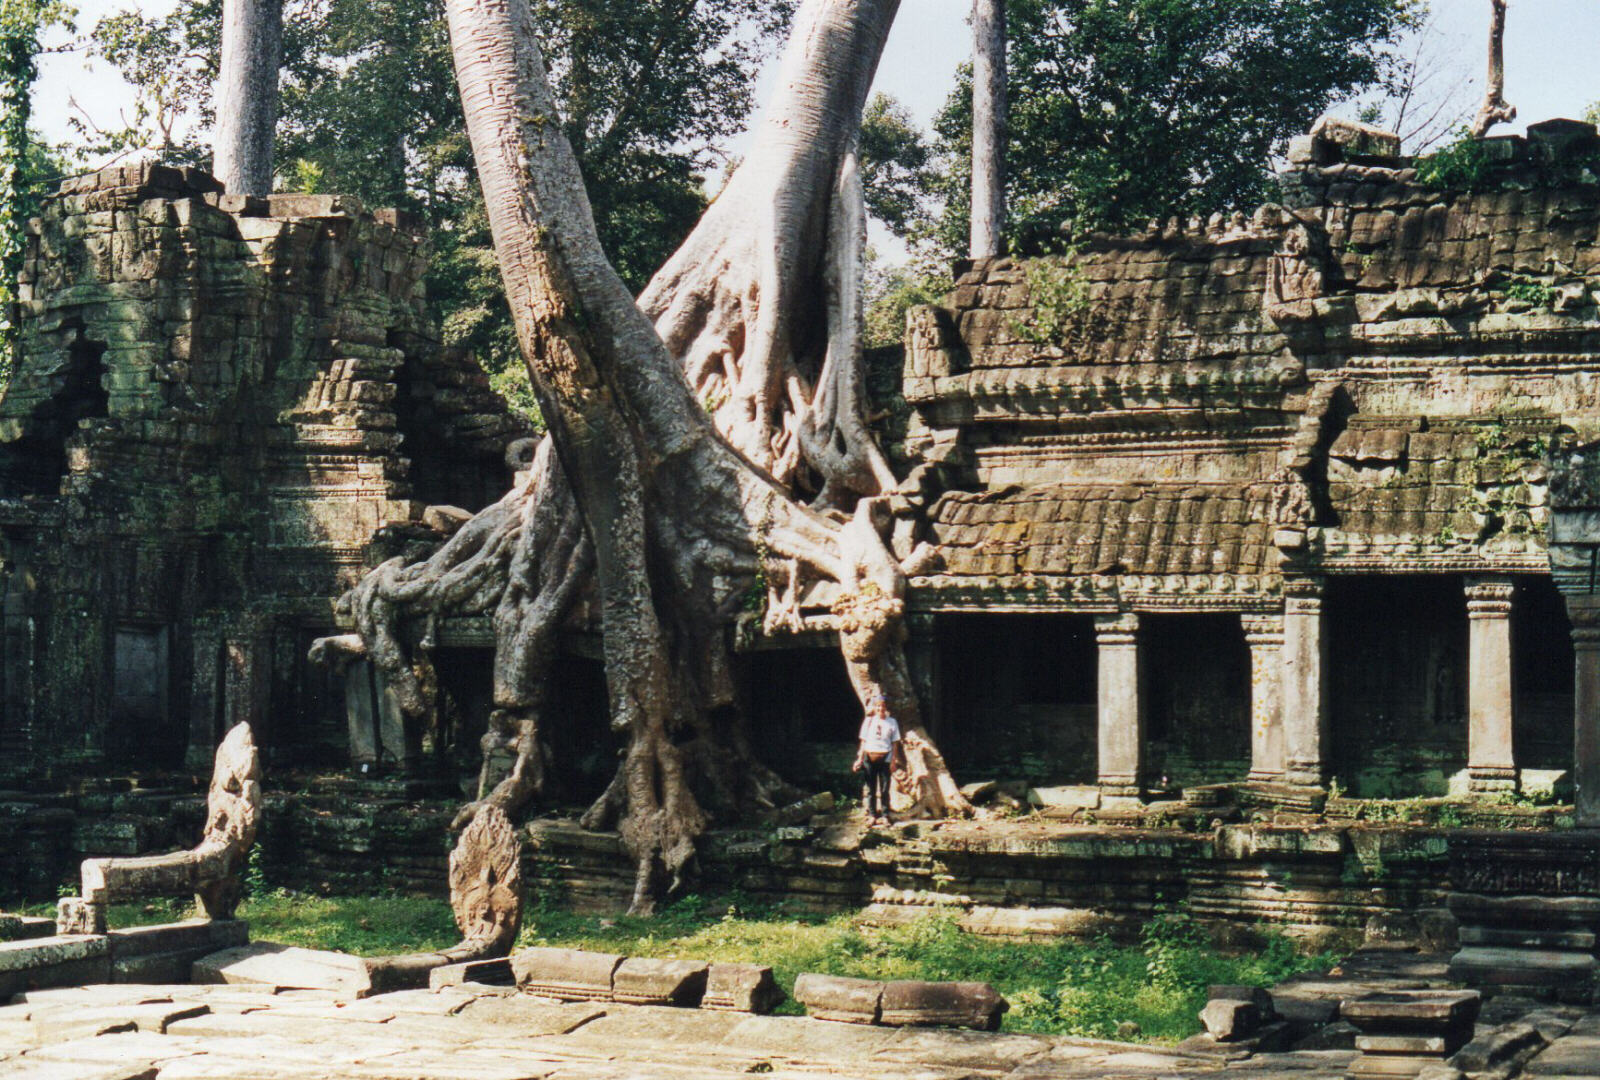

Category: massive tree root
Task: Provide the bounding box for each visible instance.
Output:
[317,0,968,915]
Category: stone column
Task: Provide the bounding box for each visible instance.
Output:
[1282,581,1329,787]
[1567,595,1600,826]
[1096,613,1143,802]
[1242,614,1286,781]
[1466,576,1517,793]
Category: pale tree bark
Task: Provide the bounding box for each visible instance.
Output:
[213,0,283,195]
[316,0,969,915]
[1469,0,1514,138]
[969,0,1006,258]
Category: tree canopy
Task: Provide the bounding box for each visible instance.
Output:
[73,0,795,403]
[927,0,1424,247]
[1,0,74,378]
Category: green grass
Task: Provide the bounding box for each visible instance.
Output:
[46,892,1335,1042]
[511,897,1335,1041]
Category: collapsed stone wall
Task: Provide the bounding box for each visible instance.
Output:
[0,163,527,783]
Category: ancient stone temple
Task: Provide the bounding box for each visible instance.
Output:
[0,163,525,784]
[897,118,1600,813]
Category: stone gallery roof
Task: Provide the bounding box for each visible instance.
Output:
[929,483,1280,580]
[901,120,1597,611]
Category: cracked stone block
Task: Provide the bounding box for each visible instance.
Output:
[702,963,784,1015]
[610,958,708,1007]
[793,973,883,1024]
[1200,999,1261,1042]
[509,947,622,1002]
[879,980,1008,1031]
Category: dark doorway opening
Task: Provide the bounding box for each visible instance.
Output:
[545,653,621,804]
[1143,614,1250,789]
[1514,576,1575,777]
[0,332,109,496]
[107,624,184,770]
[744,645,861,789]
[936,613,1098,786]
[1328,575,1467,797]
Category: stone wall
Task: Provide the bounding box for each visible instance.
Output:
[0,163,527,783]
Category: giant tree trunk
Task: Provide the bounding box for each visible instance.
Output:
[321,0,968,915]
[213,0,283,195]
[1469,0,1514,138]
[969,0,1007,258]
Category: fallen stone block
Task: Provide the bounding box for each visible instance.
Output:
[1200,998,1260,1042]
[1448,1020,1546,1077]
[879,980,1008,1031]
[1209,984,1276,1017]
[509,947,621,1002]
[793,973,883,1024]
[702,963,784,1014]
[958,905,1100,939]
[56,897,108,935]
[1295,1019,1359,1051]
[429,957,515,989]
[611,958,708,1007]
[192,943,372,997]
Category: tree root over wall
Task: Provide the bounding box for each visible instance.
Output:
[314,0,967,915]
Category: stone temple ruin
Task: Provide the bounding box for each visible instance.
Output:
[8,119,1600,959]
[12,111,1600,1080]
[0,163,526,787]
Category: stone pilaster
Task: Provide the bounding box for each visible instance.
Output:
[1567,595,1600,826]
[1095,613,1143,802]
[1465,577,1517,793]
[1281,580,1329,788]
[187,616,226,772]
[1242,613,1286,781]
[905,612,944,744]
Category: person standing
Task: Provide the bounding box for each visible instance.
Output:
[853,696,904,827]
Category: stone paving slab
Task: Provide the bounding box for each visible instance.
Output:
[0,981,1486,1080]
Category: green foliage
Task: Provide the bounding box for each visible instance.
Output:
[922,0,1421,251]
[863,250,946,351]
[858,94,933,240]
[80,0,794,393]
[1,0,74,381]
[1012,255,1092,346]
[72,0,216,163]
[1502,274,1556,310]
[1415,131,1498,192]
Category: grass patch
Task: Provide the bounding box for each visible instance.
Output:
[37,892,1336,1042]
[514,895,1333,1042]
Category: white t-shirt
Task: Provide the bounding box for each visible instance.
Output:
[858,713,902,755]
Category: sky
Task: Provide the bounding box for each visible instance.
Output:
[29,0,1600,183]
